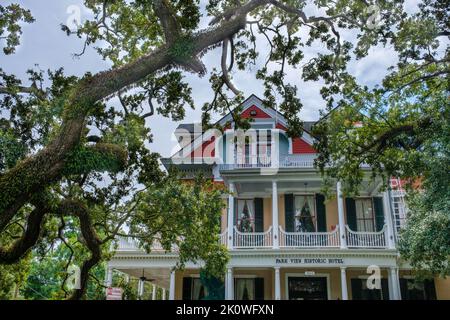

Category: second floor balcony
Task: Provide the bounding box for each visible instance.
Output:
[114,176,399,254]
[115,223,389,254]
[216,224,388,250]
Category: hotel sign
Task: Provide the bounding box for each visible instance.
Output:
[275,257,345,265]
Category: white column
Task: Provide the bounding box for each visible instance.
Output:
[336,181,347,248]
[105,267,113,287]
[227,182,235,249]
[340,267,348,300]
[162,288,166,300]
[169,270,176,300]
[383,191,396,249]
[272,180,279,249]
[388,267,401,300]
[274,267,281,300]
[152,285,156,300]
[226,267,234,300]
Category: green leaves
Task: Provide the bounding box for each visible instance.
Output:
[130,177,229,279]
[0,4,34,55]
[64,143,128,176]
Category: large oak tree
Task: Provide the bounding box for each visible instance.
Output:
[1,0,448,297]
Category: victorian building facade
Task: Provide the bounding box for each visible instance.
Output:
[107,95,450,300]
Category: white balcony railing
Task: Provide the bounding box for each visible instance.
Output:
[116,236,141,251]
[115,236,174,252]
[233,226,273,248]
[279,227,340,248]
[115,225,390,252]
[219,230,228,246]
[232,155,272,169]
[219,154,315,170]
[280,154,315,168]
[345,225,387,248]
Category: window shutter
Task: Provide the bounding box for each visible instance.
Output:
[254,198,264,232]
[424,279,437,300]
[381,278,389,300]
[373,197,385,232]
[284,194,294,232]
[345,198,357,231]
[182,277,192,300]
[350,279,362,300]
[400,278,408,300]
[233,198,237,228]
[315,194,327,232]
[255,278,265,300]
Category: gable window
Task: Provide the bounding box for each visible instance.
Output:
[294,195,316,232]
[355,198,375,232]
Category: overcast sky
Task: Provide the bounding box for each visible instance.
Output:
[1,0,422,157]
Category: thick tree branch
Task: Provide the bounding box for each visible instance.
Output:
[153,0,181,44]
[0,0,349,235]
[355,117,433,156]
[0,200,49,264]
[56,199,102,300]
[221,39,241,95]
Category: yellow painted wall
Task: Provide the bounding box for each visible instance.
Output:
[174,269,273,300]
[220,194,339,232]
[174,269,198,300]
[435,277,450,300]
[174,268,450,300]
[221,205,227,232]
[325,198,339,232]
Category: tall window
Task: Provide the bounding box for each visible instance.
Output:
[235,279,255,300]
[294,195,316,232]
[191,278,207,300]
[234,136,252,165]
[236,199,255,233]
[257,130,271,166]
[355,198,375,232]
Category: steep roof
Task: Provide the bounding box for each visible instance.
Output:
[175,94,318,134]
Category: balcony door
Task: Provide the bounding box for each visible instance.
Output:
[284,194,327,232]
[233,130,272,166]
[294,195,316,232]
[345,197,385,232]
[236,199,255,233]
[235,198,264,233]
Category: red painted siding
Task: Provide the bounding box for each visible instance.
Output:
[189,136,215,158]
[292,137,316,154]
[276,123,316,154]
[241,105,272,119]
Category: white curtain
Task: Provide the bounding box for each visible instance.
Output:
[355,199,375,232]
[192,279,206,300]
[294,195,316,232]
[237,199,255,232]
[235,279,255,300]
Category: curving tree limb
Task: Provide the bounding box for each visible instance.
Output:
[0,199,50,264]
[56,199,102,300]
